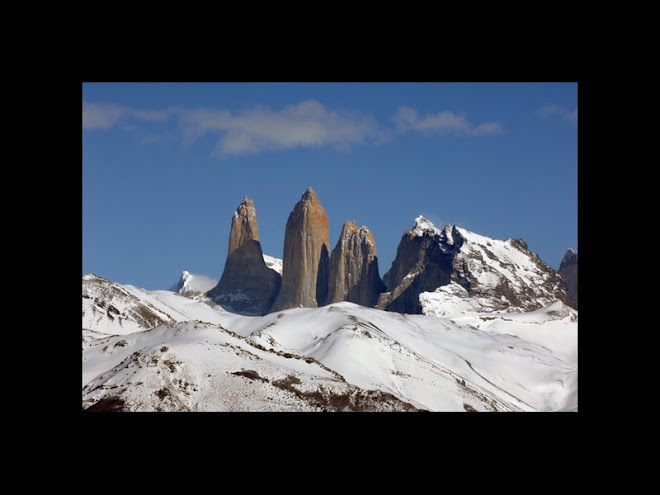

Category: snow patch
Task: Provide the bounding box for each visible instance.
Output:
[173,271,218,295]
[413,215,443,236]
[263,254,283,275]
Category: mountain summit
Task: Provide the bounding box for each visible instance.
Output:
[270,187,330,311]
[378,216,574,316]
[207,197,281,315]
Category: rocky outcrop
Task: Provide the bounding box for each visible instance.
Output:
[327,221,385,307]
[376,219,463,314]
[270,188,330,311]
[207,197,281,315]
[378,216,575,315]
[558,249,578,302]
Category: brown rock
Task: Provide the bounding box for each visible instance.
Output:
[228,197,260,256]
[207,197,281,315]
[270,187,330,311]
[327,221,385,307]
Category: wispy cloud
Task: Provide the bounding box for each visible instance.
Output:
[392,106,503,136]
[535,104,577,125]
[83,100,505,156]
[179,100,382,155]
[82,103,130,129]
[83,99,382,156]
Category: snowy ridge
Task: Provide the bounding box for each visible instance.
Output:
[413,215,444,237]
[82,320,412,412]
[83,275,577,411]
[83,274,173,335]
[83,274,232,336]
[171,271,218,295]
[411,217,573,317]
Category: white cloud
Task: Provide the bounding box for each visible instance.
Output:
[83,99,504,155]
[471,122,504,136]
[83,103,176,129]
[179,99,381,155]
[133,107,178,121]
[535,104,578,126]
[82,103,129,129]
[535,104,565,118]
[83,99,382,155]
[393,106,503,136]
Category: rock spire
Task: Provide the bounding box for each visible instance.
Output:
[327,221,385,307]
[270,187,330,311]
[207,197,281,315]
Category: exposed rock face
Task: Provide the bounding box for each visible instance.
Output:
[270,188,330,311]
[207,197,281,315]
[558,249,578,302]
[327,221,386,307]
[377,216,575,315]
[376,219,463,314]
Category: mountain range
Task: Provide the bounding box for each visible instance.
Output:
[203,188,575,316]
[82,188,578,412]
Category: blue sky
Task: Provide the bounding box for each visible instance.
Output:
[83,82,577,290]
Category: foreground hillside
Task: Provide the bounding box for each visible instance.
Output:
[82,275,577,412]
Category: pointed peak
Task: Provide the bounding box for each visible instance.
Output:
[235,197,256,219]
[228,195,260,254]
[342,220,358,233]
[301,187,318,202]
[412,215,443,237]
[560,248,578,268]
[239,195,254,207]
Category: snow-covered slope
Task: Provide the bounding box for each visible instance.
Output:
[83,321,414,412]
[83,274,173,335]
[83,274,577,412]
[170,270,218,295]
[238,302,577,412]
[263,254,283,275]
[83,274,232,335]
